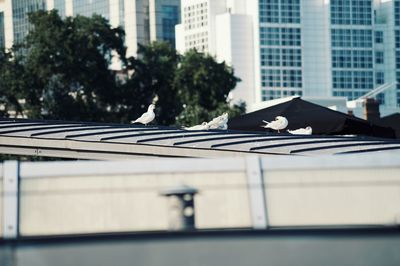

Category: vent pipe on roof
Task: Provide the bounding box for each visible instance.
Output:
[160,184,198,231]
[363,98,380,123]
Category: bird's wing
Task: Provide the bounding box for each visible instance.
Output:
[133,112,149,123]
[266,120,278,129]
[207,119,219,129]
[185,124,201,130]
[288,128,308,134]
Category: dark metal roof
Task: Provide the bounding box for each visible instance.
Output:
[0,117,399,159]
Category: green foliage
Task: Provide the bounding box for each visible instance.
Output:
[19,10,127,122]
[0,51,25,117]
[0,10,244,128]
[174,49,242,126]
[121,42,180,125]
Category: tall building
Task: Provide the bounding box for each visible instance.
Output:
[1,0,180,57]
[11,0,46,44]
[376,0,400,113]
[175,0,255,104]
[176,0,400,116]
[0,2,5,49]
[149,0,180,46]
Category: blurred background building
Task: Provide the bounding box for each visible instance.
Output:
[0,0,180,57]
[149,0,180,46]
[1,0,400,117]
[175,0,400,116]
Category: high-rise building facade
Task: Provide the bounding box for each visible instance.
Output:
[0,8,4,48]
[258,0,303,101]
[176,0,400,115]
[12,0,46,44]
[330,0,374,100]
[175,0,255,104]
[1,0,180,57]
[149,0,180,46]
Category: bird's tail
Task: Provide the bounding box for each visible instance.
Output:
[262,120,269,124]
[130,119,138,124]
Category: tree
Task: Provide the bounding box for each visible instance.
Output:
[120,42,181,125]
[18,10,127,122]
[0,50,25,117]
[174,49,243,126]
[2,10,244,127]
[123,44,244,127]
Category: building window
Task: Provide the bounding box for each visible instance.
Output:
[259,0,280,23]
[332,50,352,68]
[259,0,300,24]
[375,51,384,64]
[260,27,280,46]
[352,29,372,48]
[375,31,383,44]
[352,50,373,68]
[261,69,281,88]
[396,51,400,69]
[331,29,372,48]
[396,30,400,48]
[281,27,301,46]
[332,29,352,47]
[282,49,301,67]
[395,1,400,26]
[161,5,180,45]
[333,71,353,89]
[73,0,110,19]
[351,0,372,25]
[261,48,280,66]
[331,0,372,25]
[331,0,351,25]
[280,0,301,24]
[375,72,384,85]
[282,69,302,88]
[353,71,374,90]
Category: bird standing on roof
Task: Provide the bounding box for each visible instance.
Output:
[184,122,210,130]
[288,126,312,135]
[262,116,288,133]
[131,104,155,126]
[208,112,229,130]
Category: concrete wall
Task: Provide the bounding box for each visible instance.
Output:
[1,153,400,238]
[19,171,251,235]
[0,165,3,237]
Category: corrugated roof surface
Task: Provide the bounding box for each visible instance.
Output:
[0,117,399,159]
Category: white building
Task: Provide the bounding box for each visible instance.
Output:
[0,0,180,57]
[175,0,400,116]
[175,0,255,105]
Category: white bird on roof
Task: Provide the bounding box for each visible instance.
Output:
[131,104,155,126]
[208,112,228,130]
[262,116,288,133]
[288,126,312,135]
[184,122,210,130]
